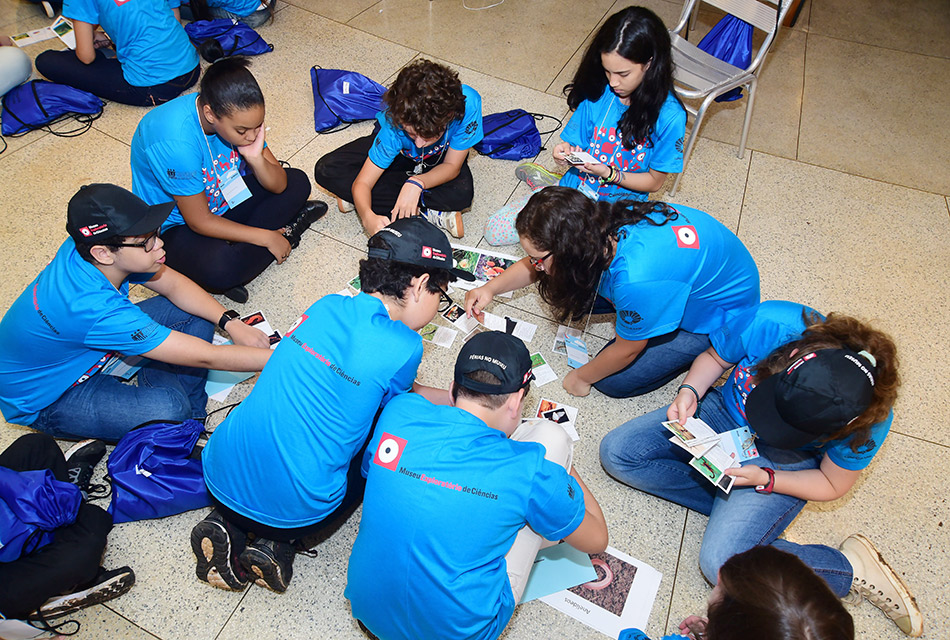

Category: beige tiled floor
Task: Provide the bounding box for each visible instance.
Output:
[1,0,948,638]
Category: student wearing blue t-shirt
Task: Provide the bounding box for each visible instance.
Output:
[466,187,759,399]
[346,331,607,640]
[34,0,200,106]
[131,57,322,303]
[314,59,483,239]
[183,0,274,28]
[0,184,272,442]
[600,301,923,637]
[192,217,475,594]
[485,6,686,246]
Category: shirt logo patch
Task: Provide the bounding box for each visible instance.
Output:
[130,329,146,342]
[373,433,407,471]
[567,483,575,500]
[619,310,642,324]
[285,314,308,337]
[672,225,699,249]
[464,120,477,135]
[421,246,432,258]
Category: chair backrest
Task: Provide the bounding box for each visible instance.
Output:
[672,0,793,75]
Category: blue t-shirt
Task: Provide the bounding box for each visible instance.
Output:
[346,394,585,640]
[368,84,483,169]
[0,239,170,425]
[711,300,891,470]
[597,204,759,341]
[63,0,197,87]
[131,94,251,230]
[202,293,423,528]
[560,90,685,202]
[206,0,262,15]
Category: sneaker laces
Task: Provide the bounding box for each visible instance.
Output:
[84,481,111,502]
[853,577,902,614]
[25,611,81,636]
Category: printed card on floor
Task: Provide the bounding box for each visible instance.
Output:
[242,310,281,349]
[442,303,479,334]
[540,546,662,638]
[530,352,558,386]
[420,323,457,348]
[347,275,362,292]
[51,16,76,49]
[335,288,355,297]
[563,333,589,368]
[552,325,583,355]
[10,27,57,47]
[463,325,488,343]
[480,311,538,343]
[450,244,517,297]
[536,398,579,441]
[661,416,719,447]
[689,446,738,494]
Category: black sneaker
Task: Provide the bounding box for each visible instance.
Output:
[30,566,135,620]
[191,510,249,591]
[283,200,329,249]
[240,537,296,593]
[222,285,249,304]
[64,439,106,495]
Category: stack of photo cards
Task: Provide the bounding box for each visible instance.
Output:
[530,353,557,386]
[552,325,589,369]
[662,417,756,494]
[536,398,579,441]
[539,546,662,638]
[420,322,458,348]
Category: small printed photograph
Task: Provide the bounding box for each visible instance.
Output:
[474,254,515,281]
[348,275,361,291]
[717,473,735,493]
[242,311,265,326]
[442,303,465,323]
[452,248,479,274]
[662,420,696,443]
[690,454,725,483]
[266,331,281,346]
[530,352,547,368]
[420,323,438,341]
[52,20,73,36]
[567,550,638,618]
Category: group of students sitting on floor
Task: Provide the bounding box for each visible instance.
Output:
[0,4,926,640]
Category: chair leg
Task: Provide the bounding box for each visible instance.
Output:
[737,76,758,159]
[669,95,714,197]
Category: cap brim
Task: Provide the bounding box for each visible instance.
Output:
[122,201,175,237]
[450,268,476,282]
[745,375,820,450]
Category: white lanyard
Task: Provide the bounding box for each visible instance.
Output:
[195,97,251,208]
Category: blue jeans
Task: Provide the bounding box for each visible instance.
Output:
[599,389,853,596]
[30,297,213,443]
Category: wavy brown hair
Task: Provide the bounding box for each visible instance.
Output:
[706,546,854,640]
[383,60,466,140]
[514,186,679,323]
[752,311,899,450]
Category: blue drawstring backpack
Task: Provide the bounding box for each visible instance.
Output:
[473,110,562,161]
[311,66,386,133]
[185,19,274,59]
[698,15,753,102]
[1,80,103,137]
[107,420,211,524]
[0,467,81,563]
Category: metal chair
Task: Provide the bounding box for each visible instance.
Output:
[669,0,793,195]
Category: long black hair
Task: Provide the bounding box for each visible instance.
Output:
[514,186,679,322]
[198,57,264,118]
[565,6,678,148]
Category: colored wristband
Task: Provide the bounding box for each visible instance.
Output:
[405,178,425,191]
[677,383,702,418]
[755,467,776,494]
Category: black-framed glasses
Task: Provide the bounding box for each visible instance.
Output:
[113,230,161,252]
[527,251,552,270]
[438,286,453,313]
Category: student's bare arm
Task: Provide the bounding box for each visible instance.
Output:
[143,330,271,372]
[562,467,608,554]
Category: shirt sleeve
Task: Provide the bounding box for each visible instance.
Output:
[823,411,892,471]
[83,300,172,356]
[561,98,594,148]
[367,114,403,169]
[62,0,98,24]
[524,455,586,541]
[710,305,760,364]
[647,96,686,174]
[143,139,206,197]
[612,278,690,341]
[446,86,483,151]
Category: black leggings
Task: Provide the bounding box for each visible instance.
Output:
[34,49,199,107]
[162,168,312,293]
[313,125,474,216]
[0,434,113,620]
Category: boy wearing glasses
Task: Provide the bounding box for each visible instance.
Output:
[0,184,273,442]
[346,331,608,640]
[192,216,475,595]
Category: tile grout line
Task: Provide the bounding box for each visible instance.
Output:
[805,29,950,62]
[663,513,691,636]
[795,28,808,162]
[213,587,256,640]
[734,150,753,237]
[888,429,950,450]
[101,603,166,639]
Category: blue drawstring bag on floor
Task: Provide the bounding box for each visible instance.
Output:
[698,15,753,102]
[311,66,386,133]
[107,420,211,524]
[474,110,562,161]
[0,467,81,562]
[1,80,103,137]
[185,19,274,59]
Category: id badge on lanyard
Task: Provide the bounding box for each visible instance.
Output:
[219,165,252,208]
[578,175,600,201]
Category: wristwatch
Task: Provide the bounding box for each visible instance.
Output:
[218,309,240,331]
[754,467,776,494]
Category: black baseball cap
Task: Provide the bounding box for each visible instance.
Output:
[66,184,174,243]
[368,217,475,281]
[745,348,877,449]
[455,331,535,394]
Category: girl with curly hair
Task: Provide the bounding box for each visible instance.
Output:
[600,301,923,637]
[314,59,483,238]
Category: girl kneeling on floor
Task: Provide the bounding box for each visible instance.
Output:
[484,5,686,246]
[600,300,923,637]
[131,57,323,303]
